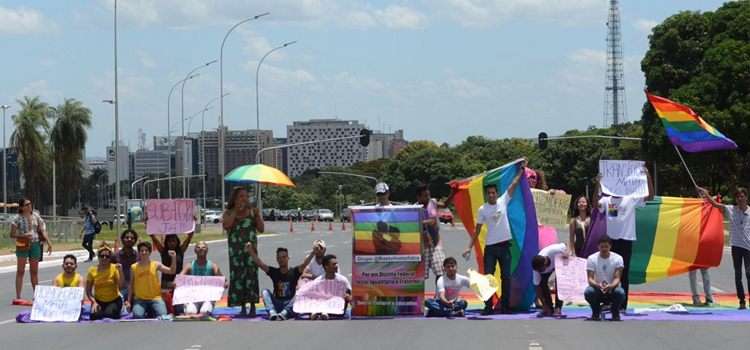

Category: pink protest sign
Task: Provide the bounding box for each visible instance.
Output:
[146,199,195,235]
[172,275,225,305]
[293,278,348,315]
[554,255,588,302]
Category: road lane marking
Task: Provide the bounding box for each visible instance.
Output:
[0,319,16,325]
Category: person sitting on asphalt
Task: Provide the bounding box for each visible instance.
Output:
[300,239,327,283]
[246,242,315,320]
[311,254,352,320]
[424,257,470,318]
[127,241,176,319]
[55,254,84,288]
[585,235,626,321]
[531,242,568,317]
[114,229,139,298]
[151,232,193,314]
[86,243,125,320]
[178,241,227,316]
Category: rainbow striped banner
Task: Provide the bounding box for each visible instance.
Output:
[450,159,538,311]
[647,92,737,152]
[630,196,724,284]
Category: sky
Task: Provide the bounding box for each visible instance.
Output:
[0,0,731,158]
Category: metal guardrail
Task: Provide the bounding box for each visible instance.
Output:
[0,215,84,245]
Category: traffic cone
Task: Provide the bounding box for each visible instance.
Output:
[341,220,346,231]
[310,218,315,232]
[328,220,333,232]
[289,217,294,233]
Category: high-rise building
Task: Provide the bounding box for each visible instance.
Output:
[132,149,170,178]
[1,148,21,201]
[366,129,407,161]
[106,142,130,185]
[286,119,368,177]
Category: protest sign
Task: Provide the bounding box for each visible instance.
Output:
[30,286,84,322]
[293,279,348,314]
[146,199,195,235]
[172,275,225,305]
[467,268,498,302]
[554,256,587,302]
[531,189,571,226]
[350,205,424,316]
[599,160,648,197]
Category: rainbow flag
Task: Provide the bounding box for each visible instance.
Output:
[586,196,724,284]
[646,92,737,152]
[450,159,538,311]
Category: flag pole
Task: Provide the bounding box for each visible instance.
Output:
[672,144,698,189]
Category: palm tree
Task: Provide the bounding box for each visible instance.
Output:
[11,96,50,206]
[50,98,92,215]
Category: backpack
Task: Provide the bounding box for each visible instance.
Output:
[90,213,102,234]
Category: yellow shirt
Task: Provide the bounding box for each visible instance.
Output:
[54,272,82,288]
[86,265,120,302]
[132,261,162,301]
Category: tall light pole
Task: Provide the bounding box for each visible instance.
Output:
[168,74,198,199]
[0,104,10,214]
[220,12,269,210]
[181,60,216,198]
[112,0,121,234]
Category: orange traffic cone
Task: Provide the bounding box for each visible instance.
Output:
[311,218,316,232]
[289,217,294,233]
[341,220,346,231]
[328,220,333,232]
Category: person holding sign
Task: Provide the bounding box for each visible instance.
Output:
[531,243,568,317]
[595,166,654,310]
[10,198,52,303]
[55,255,84,288]
[223,187,264,317]
[127,241,177,319]
[312,254,352,320]
[463,159,526,315]
[424,257,470,318]
[300,240,327,283]
[152,232,193,314]
[178,241,226,315]
[246,242,315,320]
[584,236,625,321]
[86,243,124,320]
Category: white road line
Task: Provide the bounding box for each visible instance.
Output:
[0,319,16,325]
[528,341,543,350]
[711,286,727,293]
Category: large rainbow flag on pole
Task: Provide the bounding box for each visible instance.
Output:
[450,159,538,311]
[646,92,737,152]
[585,196,724,284]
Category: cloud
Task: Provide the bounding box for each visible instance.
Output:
[438,0,605,27]
[374,5,427,29]
[446,78,490,99]
[634,19,659,34]
[0,6,53,35]
[569,48,606,66]
[15,80,63,103]
[137,50,157,69]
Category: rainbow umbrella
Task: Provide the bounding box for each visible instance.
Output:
[224,164,295,187]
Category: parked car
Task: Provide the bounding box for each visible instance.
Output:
[262,208,278,221]
[438,208,454,224]
[112,214,126,225]
[205,210,222,224]
[301,210,315,221]
[314,209,334,222]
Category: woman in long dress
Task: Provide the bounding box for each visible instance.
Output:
[223,187,264,316]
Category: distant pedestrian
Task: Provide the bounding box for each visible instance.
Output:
[80,206,98,261]
[10,198,52,302]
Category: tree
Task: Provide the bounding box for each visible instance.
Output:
[11,96,50,207]
[641,1,750,196]
[50,98,92,214]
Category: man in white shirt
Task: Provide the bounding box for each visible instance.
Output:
[425,257,470,318]
[595,166,653,310]
[463,159,526,314]
[585,235,626,321]
[531,242,568,317]
[311,254,352,320]
[375,182,392,206]
[698,186,750,309]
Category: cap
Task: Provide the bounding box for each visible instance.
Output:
[313,239,326,249]
[375,182,389,194]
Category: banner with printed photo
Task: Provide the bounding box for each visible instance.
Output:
[531,189,571,226]
[351,205,424,316]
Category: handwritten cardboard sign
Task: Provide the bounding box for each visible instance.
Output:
[599,160,648,197]
[146,199,195,235]
[172,275,225,305]
[293,278,348,314]
[30,286,84,322]
[554,256,587,303]
[531,189,572,226]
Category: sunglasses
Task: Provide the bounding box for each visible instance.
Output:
[98,254,111,259]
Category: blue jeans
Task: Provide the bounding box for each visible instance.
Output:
[424,298,468,317]
[484,241,511,309]
[132,299,168,319]
[262,289,294,316]
[584,286,625,317]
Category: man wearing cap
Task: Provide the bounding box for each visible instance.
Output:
[375,182,392,206]
[301,240,327,282]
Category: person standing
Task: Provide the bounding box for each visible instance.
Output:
[688,268,714,306]
[80,207,98,262]
[375,182,392,206]
[569,195,591,257]
[584,236,626,321]
[595,166,654,310]
[698,186,749,309]
[223,186,264,317]
[462,159,526,314]
[416,183,449,286]
[10,198,52,303]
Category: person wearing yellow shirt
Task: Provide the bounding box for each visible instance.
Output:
[54,254,84,288]
[127,241,176,319]
[86,244,125,320]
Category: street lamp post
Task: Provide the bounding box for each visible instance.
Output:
[219,12,269,210]
[168,74,199,199]
[0,104,10,213]
[181,60,217,198]
[112,0,121,234]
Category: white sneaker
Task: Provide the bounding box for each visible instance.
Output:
[279,310,288,320]
[320,313,330,320]
[268,311,279,321]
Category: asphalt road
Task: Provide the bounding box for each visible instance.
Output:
[0,221,746,350]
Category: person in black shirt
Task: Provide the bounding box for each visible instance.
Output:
[246,242,314,320]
